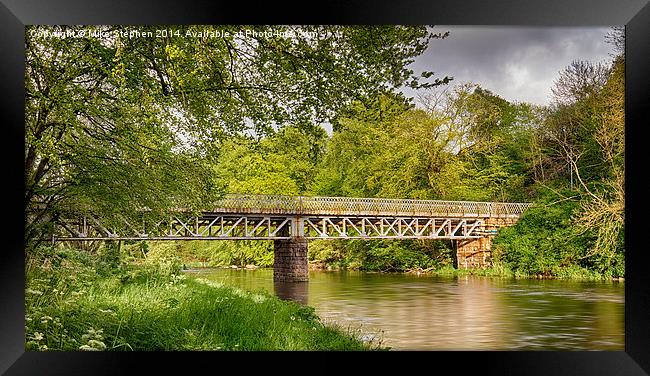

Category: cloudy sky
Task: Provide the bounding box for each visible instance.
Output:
[401,26,617,106]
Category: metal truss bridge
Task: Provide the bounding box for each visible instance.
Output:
[52,194,533,242]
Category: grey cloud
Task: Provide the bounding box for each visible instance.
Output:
[402,26,617,105]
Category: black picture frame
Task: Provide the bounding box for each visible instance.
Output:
[2,0,649,374]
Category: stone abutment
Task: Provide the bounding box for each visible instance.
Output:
[455,217,520,269]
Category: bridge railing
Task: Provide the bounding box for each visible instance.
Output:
[207,194,299,214]
[208,194,533,218]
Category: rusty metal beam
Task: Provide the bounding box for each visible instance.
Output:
[51,195,532,242]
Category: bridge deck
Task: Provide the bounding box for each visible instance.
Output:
[52,195,533,241]
[206,194,532,218]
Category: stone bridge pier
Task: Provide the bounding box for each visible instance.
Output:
[273,238,309,282]
[456,237,493,269]
[455,217,519,269]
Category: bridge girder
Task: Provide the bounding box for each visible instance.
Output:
[52,214,490,241]
[51,194,530,242]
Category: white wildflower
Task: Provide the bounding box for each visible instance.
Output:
[87,339,106,350]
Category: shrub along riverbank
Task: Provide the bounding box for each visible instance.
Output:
[25,246,378,351]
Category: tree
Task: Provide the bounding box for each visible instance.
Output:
[605,26,625,58]
[572,57,624,272]
[25,25,448,248]
[330,91,415,133]
[313,92,413,197]
[551,60,609,105]
[528,42,625,273]
[25,26,223,249]
[417,83,541,202]
[316,83,540,202]
[215,124,326,195]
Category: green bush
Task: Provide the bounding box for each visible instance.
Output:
[309,239,452,272]
[492,194,616,278]
[143,242,183,276]
[175,240,274,268]
[308,240,348,268]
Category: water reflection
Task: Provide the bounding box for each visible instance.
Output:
[274,280,308,305]
[187,268,624,350]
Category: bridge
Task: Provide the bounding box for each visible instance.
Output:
[53,194,533,281]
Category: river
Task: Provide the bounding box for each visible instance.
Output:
[186,268,624,350]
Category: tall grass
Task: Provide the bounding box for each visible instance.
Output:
[25,246,379,351]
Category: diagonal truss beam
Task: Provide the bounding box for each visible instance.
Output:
[300,216,485,239]
[53,214,488,241]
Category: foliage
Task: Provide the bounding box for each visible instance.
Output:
[25,25,446,249]
[315,84,540,202]
[95,242,123,276]
[529,54,625,274]
[142,242,183,276]
[330,91,415,132]
[214,124,327,195]
[481,43,625,278]
[25,25,222,249]
[551,60,609,105]
[308,239,453,272]
[493,191,588,276]
[176,240,274,268]
[571,57,624,271]
[493,187,624,278]
[25,247,379,351]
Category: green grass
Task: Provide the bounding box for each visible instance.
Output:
[25,247,379,351]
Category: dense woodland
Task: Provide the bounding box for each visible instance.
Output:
[24,25,625,351]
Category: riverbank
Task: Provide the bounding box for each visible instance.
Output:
[411,264,622,281]
[184,261,621,282]
[25,247,378,351]
[309,262,622,282]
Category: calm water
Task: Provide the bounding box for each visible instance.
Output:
[186,268,624,350]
